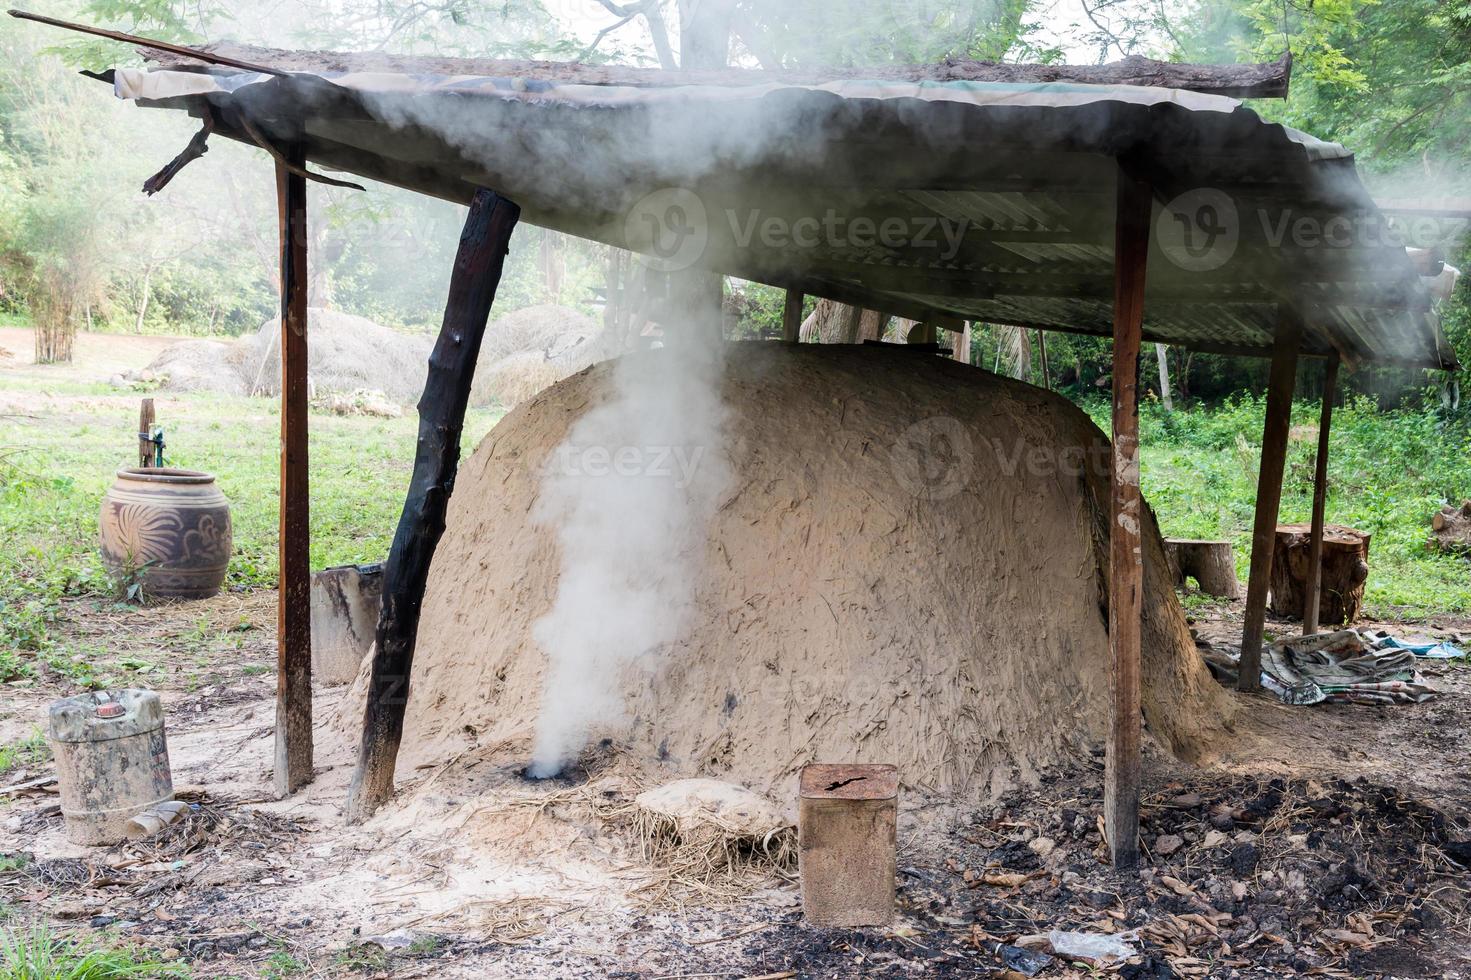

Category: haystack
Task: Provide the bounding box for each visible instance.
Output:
[348,343,1235,801]
[128,304,604,409]
[243,309,433,404]
[130,338,252,395]
[471,304,605,409]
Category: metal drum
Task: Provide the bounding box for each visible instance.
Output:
[47,690,174,845]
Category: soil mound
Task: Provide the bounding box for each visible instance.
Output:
[348,344,1235,800]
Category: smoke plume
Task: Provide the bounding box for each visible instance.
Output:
[526,319,730,778]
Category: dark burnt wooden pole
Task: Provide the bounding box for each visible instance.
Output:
[1238,309,1303,689]
[274,145,313,796]
[346,189,520,821]
[1106,169,1151,870]
[1302,352,1340,635]
[781,289,804,342]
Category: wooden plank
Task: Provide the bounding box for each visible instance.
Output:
[274,147,313,797]
[1238,309,1304,688]
[1302,353,1340,635]
[781,289,804,342]
[137,398,155,468]
[1106,170,1151,871]
[346,188,521,821]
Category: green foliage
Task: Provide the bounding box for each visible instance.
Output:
[726,281,788,340]
[736,0,1038,65]
[1091,395,1471,618]
[0,926,188,979]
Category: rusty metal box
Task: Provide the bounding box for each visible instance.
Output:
[798,763,899,927]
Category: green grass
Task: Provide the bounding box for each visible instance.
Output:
[0,388,501,657]
[1086,394,1471,619]
[260,949,305,978]
[0,926,188,978]
[0,731,49,775]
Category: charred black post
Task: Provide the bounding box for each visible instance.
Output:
[345,189,520,821]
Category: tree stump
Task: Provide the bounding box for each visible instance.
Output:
[1163,539,1239,598]
[1268,523,1370,625]
[1430,501,1471,556]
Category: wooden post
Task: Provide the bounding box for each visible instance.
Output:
[274,149,313,797]
[1107,169,1151,871]
[137,398,155,468]
[1303,353,1340,635]
[1238,310,1303,689]
[782,289,803,343]
[1037,330,1052,389]
[953,322,973,364]
[346,189,521,821]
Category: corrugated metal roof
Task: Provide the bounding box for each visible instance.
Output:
[106,52,1458,370]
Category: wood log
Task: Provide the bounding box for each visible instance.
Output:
[310,563,384,686]
[346,189,520,821]
[142,37,1295,99]
[1162,539,1238,598]
[1268,523,1370,626]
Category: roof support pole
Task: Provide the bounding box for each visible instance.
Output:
[274,145,313,796]
[1106,169,1151,871]
[952,322,973,364]
[1302,353,1340,635]
[1238,310,1303,689]
[781,289,804,342]
[346,189,521,821]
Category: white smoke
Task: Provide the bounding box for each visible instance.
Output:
[526,322,730,777]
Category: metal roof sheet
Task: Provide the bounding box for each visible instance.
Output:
[106,52,1458,370]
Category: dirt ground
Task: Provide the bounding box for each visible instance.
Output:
[0,327,180,383]
[4,340,1471,976]
[2,589,1471,979]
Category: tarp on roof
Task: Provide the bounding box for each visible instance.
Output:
[108,48,1458,370]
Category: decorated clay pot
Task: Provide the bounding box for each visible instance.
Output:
[99,468,233,600]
